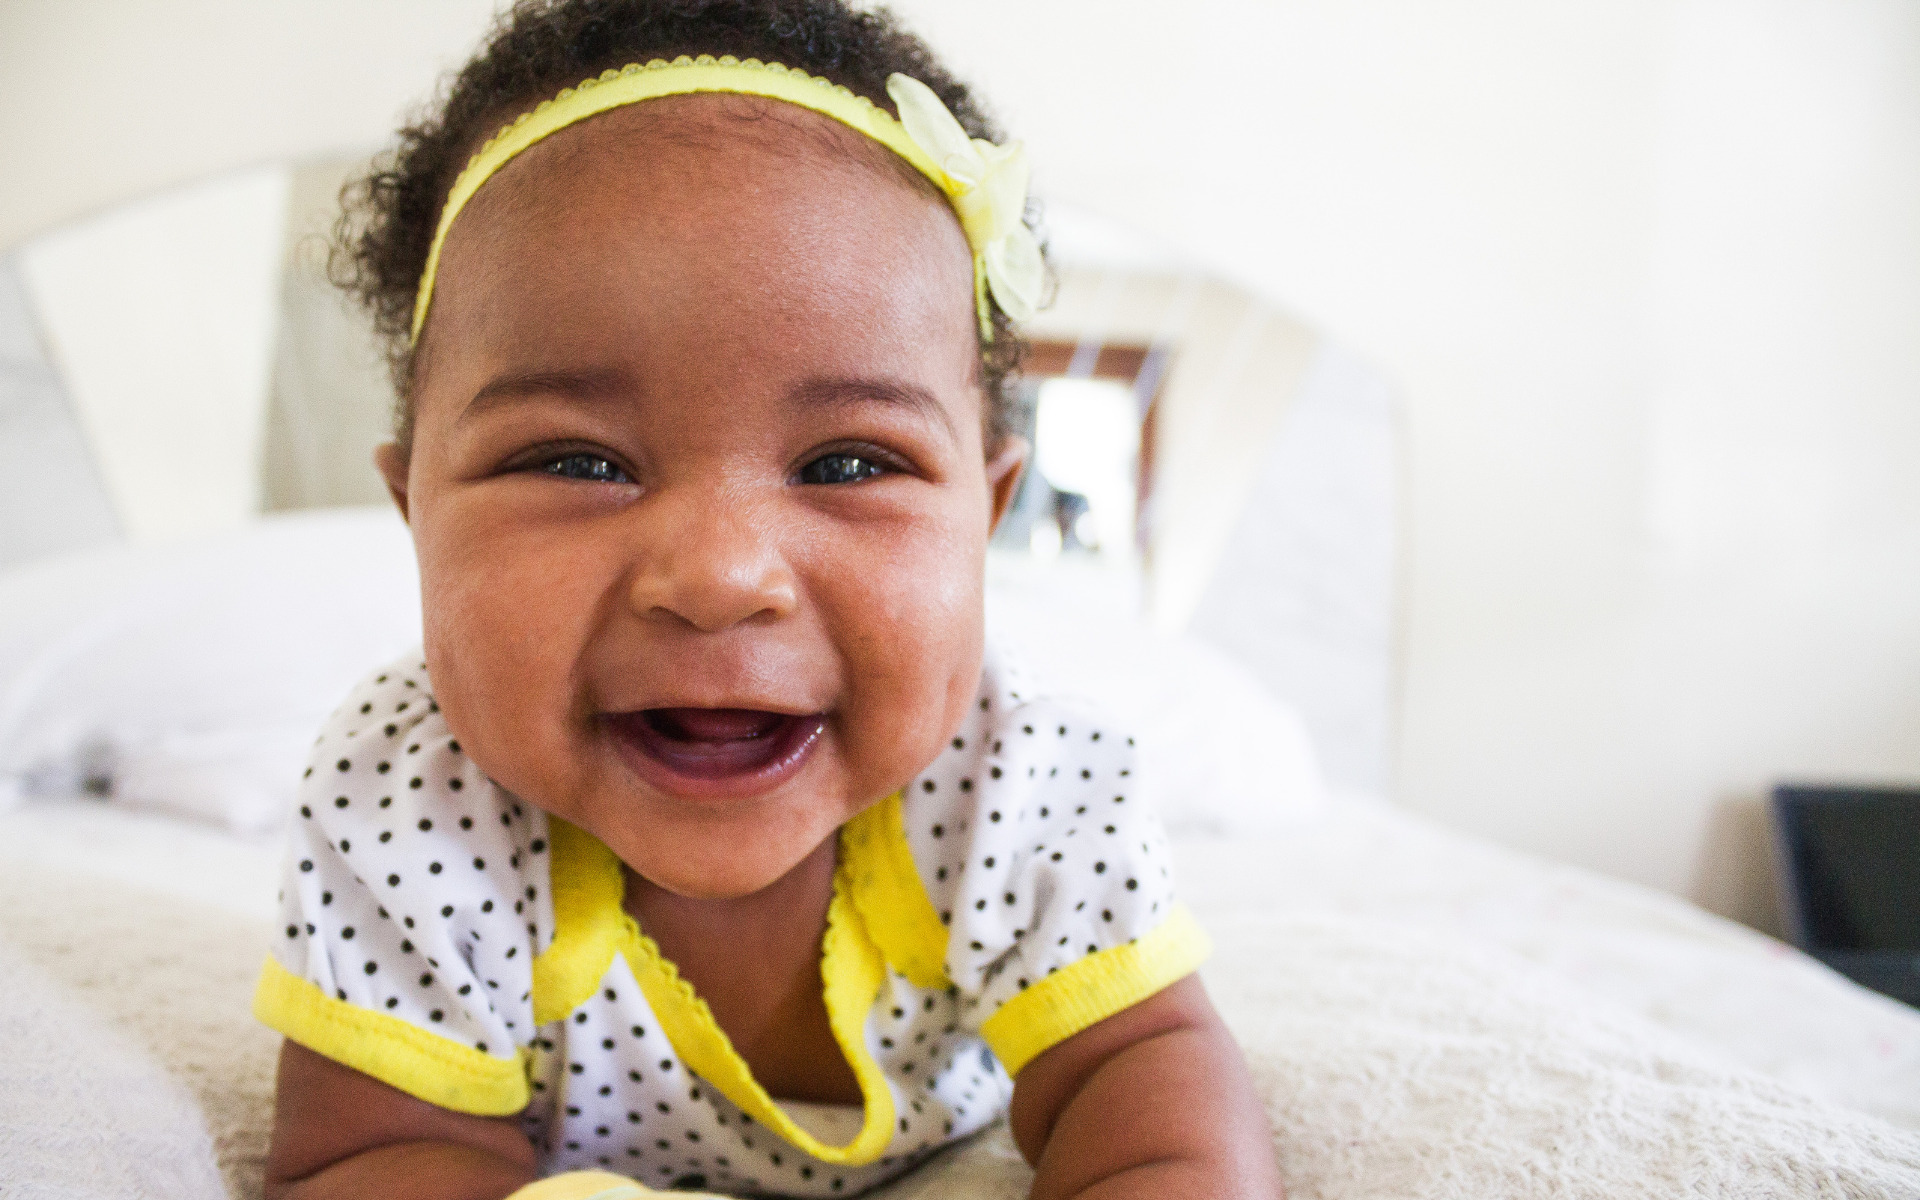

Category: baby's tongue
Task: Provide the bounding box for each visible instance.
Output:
[649,708,783,743]
[616,707,823,786]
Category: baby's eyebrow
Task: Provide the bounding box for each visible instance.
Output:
[788,376,957,443]
[462,368,628,418]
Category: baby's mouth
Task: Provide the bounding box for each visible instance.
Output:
[605,707,825,795]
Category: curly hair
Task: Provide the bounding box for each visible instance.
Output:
[332,0,1035,449]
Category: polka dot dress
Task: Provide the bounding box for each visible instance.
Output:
[261,645,1197,1196]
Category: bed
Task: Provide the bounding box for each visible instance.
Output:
[2,174,1918,1198]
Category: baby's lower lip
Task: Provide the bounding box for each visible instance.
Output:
[603,708,825,799]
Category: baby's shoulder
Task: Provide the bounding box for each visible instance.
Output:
[902,641,1141,828]
[897,644,1156,902]
[886,644,1183,1020]
[267,655,553,1077]
[293,654,549,889]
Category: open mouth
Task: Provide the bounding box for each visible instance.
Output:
[605,707,825,795]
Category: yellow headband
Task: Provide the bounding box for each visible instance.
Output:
[410,54,1042,345]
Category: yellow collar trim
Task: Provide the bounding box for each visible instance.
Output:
[838,792,951,989]
[410,55,1040,345]
[533,819,628,1026]
[532,804,942,1166]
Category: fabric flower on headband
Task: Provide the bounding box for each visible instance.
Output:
[887,74,1044,326]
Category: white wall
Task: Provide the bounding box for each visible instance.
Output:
[0,0,500,250]
[4,0,1917,931]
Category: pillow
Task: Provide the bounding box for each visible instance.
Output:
[0,508,420,830]
[986,562,1327,836]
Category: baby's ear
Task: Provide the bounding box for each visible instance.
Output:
[373,442,412,523]
[985,436,1030,535]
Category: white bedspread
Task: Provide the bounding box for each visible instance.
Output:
[1177,799,1920,1130]
[2,798,1917,1199]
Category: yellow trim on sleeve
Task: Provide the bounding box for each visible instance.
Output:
[840,791,950,989]
[978,906,1211,1077]
[252,956,530,1115]
[532,817,899,1166]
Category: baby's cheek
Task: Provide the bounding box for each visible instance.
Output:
[413,509,607,808]
[826,520,987,789]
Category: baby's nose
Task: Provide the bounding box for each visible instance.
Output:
[624,496,798,632]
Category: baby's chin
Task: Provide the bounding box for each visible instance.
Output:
[608,816,842,900]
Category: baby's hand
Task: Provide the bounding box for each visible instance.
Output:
[1009,976,1284,1200]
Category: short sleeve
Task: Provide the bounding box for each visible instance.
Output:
[899,650,1209,1075]
[254,655,556,1115]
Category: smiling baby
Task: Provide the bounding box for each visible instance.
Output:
[254,3,1282,1197]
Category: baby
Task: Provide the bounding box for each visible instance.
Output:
[255,2,1282,1197]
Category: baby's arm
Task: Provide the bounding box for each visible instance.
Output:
[1009,976,1283,1200]
[264,1040,538,1200]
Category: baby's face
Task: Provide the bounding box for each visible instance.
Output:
[385,99,1023,899]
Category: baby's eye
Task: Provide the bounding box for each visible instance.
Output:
[540,453,631,484]
[799,453,887,486]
